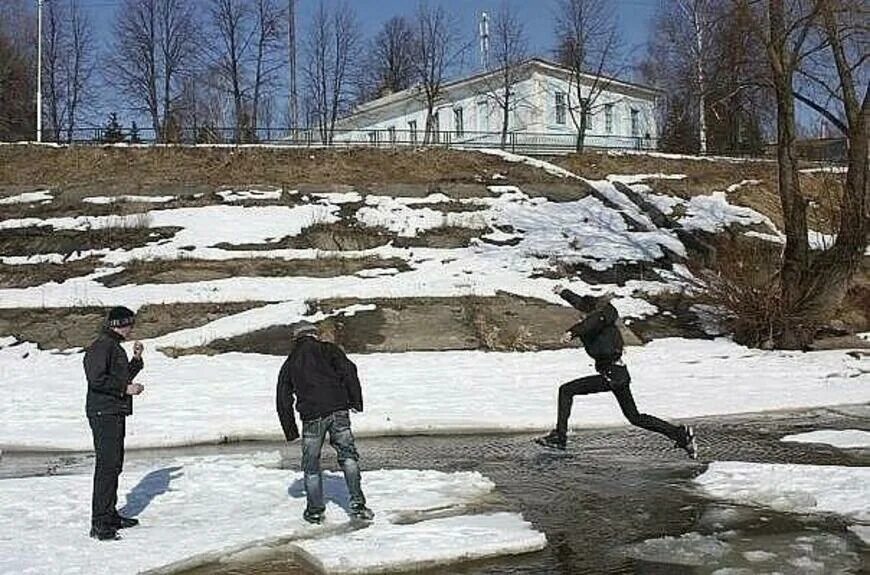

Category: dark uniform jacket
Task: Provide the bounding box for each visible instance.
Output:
[83,329,143,417]
[560,289,624,371]
[276,336,363,441]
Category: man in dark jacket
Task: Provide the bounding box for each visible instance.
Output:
[536,286,697,458]
[276,321,374,524]
[83,306,145,541]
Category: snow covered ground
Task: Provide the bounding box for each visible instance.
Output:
[1,336,867,451]
[0,452,545,575]
[780,429,870,449]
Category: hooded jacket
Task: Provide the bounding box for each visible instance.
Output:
[560,288,624,370]
[276,336,363,441]
[83,329,143,417]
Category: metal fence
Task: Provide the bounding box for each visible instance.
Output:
[55,126,659,154]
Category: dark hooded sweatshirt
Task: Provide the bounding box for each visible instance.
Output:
[83,329,143,417]
[559,288,624,371]
[276,336,363,441]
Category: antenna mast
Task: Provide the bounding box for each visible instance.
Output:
[479,12,490,71]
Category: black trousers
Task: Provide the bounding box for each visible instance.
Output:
[88,414,126,527]
[556,367,684,445]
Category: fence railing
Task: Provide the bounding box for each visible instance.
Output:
[49,126,659,154]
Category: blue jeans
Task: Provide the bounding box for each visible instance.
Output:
[301,410,365,514]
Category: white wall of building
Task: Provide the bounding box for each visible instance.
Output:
[335,62,658,149]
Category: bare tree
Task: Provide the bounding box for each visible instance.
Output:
[676,0,711,153]
[641,0,771,154]
[360,15,415,101]
[42,0,95,143]
[479,1,528,147]
[554,0,623,152]
[0,0,36,140]
[410,1,465,144]
[302,0,360,143]
[109,0,197,142]
[730,0,867,348]
[251,0,287,138]
[207,0,249,140]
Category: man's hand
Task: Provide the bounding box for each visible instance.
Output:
[133,341,144,359]
[126,383,144,396]
[560,331,573,344]
[552,284,566,295]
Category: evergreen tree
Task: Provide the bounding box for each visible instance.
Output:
[128,121,141,144]
[102,113,125,144]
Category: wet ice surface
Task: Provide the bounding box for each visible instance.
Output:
[625,531,861,574]
[2,406,868,574]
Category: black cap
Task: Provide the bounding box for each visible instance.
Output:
[106,306,136,327]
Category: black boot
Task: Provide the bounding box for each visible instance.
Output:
[112,514,139,529]
[303,509,324,524]
[349,503,375,521]
[677,425,698,460]
[89,524,121,541]
[535,429,566,450]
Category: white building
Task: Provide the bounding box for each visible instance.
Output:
[335,58,660,152]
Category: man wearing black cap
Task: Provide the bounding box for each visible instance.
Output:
[536,286,697,459]
[83,306,145,540]
[276,321,374,525]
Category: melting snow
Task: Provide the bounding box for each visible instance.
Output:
[780,429,870,449]
[1,338,867,451]
[0,453,543,575]
[0,190,53,204]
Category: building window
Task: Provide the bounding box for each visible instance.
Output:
[604,103,614,134]
[580,98,591,130]
[408,120,417,144]
[454,107,464,137]
[555,92,567,125]
[477,101,488,131]
[630,108,639,136]
[387,126,396,144]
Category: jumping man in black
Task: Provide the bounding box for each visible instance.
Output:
[536,286,697,459]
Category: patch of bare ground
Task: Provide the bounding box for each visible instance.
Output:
[393,226,485,249]
[215,221,485,251]
[0,147,565,196]
[166,293,642,356]
[0,225,181,256]
[216,222,393,251]
[533,260,667,286]
[0,256,102,288]
[0,302,264,350]
[96,256,412,287]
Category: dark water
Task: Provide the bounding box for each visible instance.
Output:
[4,405,868,574]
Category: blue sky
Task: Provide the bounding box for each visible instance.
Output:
[67,0,661,126]
[82,0,659,58]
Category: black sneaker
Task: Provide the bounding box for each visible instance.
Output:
[678,425,698,460]
[112,515,139,529]
[534,430,566,450]
[349,504,375,521]
[303,509,324,524]
[89,525,121,541]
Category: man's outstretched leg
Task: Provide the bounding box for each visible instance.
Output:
[329,411,374,521]
[536,375,609,450]
[612,384,697,459]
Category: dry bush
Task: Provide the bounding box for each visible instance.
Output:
[688,237,823,348]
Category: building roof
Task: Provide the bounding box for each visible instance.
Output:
[344,58,661,121]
